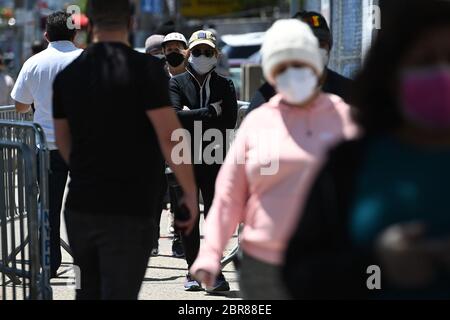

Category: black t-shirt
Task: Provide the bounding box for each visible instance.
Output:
[53,42,170,216]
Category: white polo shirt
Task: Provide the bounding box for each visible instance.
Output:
[11,41,82,150]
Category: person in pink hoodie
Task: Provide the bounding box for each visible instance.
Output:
[190,19,358,299]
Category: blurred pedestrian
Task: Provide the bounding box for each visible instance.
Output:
[247,11,353,114]
[283,0,450,300]
[190,19,357,300]
[11,11,82,278]
[169,30,238,292]
[0,51,14,106]
[53,0,197,300]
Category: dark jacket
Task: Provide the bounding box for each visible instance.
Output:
[247,68,353,115]
[282,138,378,300]
[169,65,238,173]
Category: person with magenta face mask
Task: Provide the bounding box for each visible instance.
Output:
[189,19,357,300]
[283,0,450,300]
[169,30,238,292]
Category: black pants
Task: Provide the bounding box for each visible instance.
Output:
[40,151,69,277]
[181,166,221,269]
[151,178,168,249]
[65,210,153,300]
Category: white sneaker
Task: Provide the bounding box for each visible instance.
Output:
[167,212,175,234]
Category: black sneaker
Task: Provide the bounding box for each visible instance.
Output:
[172,240,185,258]
[206,273,230,293]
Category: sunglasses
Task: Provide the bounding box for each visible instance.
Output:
[191,48,215,58]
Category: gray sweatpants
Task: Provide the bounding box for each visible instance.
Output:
[239,252,291,300]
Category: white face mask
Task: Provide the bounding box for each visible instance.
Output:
[189,55,217,75]
[276,67,319,105]
[319,49,330,67]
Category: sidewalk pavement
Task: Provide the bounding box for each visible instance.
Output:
[51,209,241,300]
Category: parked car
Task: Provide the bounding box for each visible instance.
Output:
[221,32,265,68]
[229,67,242,100]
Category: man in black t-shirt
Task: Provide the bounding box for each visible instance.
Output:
[53,0,197,300]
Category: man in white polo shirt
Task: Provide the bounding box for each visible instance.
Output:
[11,11,82,278]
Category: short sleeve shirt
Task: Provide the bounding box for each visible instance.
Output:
[11,41,82,148]
[53,42,171,215]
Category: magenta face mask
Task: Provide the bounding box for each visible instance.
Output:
[400,65,450,129]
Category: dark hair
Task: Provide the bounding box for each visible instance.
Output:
[294,11,332,47]
[351,0,450,135]
[32,40,47,55]
[87,0,132,30]
[46,11,76,42]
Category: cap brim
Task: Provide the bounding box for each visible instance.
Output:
[162,39,188,47]
[189,40,216,49]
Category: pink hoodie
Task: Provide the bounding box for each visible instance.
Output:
[190,93,358,277]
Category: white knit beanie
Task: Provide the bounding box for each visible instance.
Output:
[262,19,323,84]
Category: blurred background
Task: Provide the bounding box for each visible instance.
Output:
[0,0,385,100]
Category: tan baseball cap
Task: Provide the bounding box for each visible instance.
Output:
[188,30,217,49]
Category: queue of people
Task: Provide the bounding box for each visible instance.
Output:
[4,0,450,300]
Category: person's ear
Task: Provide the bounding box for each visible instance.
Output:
[44,32,50,43]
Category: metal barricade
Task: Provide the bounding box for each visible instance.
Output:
[0,141,40,300]
[0,121,52,300]
[0,105,34,122]
[236,101,250,129]
[0,107,73,261]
